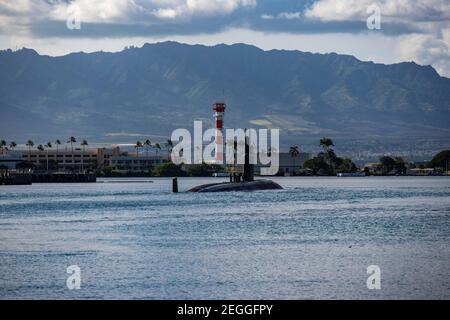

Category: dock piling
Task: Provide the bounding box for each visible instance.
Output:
[172,178,178,193]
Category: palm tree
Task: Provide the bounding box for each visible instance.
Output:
[0,139,6,154]
[319,137,335,174]
[67,137,76,171]
[80,140,88,172]
[9,141,17,151]
[55,139,61,170]
[154,143,161,156]
[319,137,334,152]
[37,144,44,170]
[165,139,173,161]
[143,139,152,157]
[135,141,143,157]
[289,146,300,175]
[26,140,34,161]
[45,142,52,172]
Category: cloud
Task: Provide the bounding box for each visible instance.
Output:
[302,0,450,76]
[49,0,143,23]
[0,0,51,35]
[105,132,147,137]
[0,0,258,33]
[150,0,256,19]
[153,8,179,19]
[183,0,257,16]
[304,0,450,23]
[46,0,257,22]
[278,11,302,20]
[260,11,302,20]
[260,14,274,20]
[398,29,450,77]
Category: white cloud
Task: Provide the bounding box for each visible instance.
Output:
[153,8,179,19]
[303,0,450,77]
[48,0,257,21]
[304,0,450,23]
[50,0,144,23]
[398,30,450,77]
[0,0,51,35]
[305,0,373,21]
[260,14,274,20]
[0,0,257,26]
[185,0,256,15]
[151,0,256,19]
[278,12,302,20]
[260,11,302,20]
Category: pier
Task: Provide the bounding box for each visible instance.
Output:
[1,173,96,185]
[32,173,96,183]
[0,174,32,185]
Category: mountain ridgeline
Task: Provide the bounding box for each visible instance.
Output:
[1,41,449,153]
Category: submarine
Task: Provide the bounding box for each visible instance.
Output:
[188,128,282,192]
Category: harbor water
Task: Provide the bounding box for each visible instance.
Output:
[0,177,449,299]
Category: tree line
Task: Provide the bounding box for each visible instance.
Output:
[288,137,450,176]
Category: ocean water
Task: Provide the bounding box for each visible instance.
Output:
[0,176,449,299]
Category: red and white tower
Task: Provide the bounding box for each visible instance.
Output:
[213,102,226,163]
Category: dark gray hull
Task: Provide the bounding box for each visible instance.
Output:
[188,179,282,192]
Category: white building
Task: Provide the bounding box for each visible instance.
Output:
[109,155,168,173]
[3,147,120,172]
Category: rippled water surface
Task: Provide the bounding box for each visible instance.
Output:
[1,177,449,299]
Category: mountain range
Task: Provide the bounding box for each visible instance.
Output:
[1,41,449,158]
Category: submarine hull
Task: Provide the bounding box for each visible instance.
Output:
[188,179,282,192]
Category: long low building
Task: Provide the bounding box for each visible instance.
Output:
[0,147,120,172]
[109,156,168,173]
[19,147,121,171]
[1,148,310,175]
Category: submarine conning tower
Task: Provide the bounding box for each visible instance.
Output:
[242,133,254,182]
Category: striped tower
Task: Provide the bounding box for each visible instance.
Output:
[213,102,226,163]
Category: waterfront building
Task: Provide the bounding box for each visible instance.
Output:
[2,147,120,172]
[109,155,168,173]
[96,147,121,168]
[255,152,311,175]
[21,148,97,171]
[0,152,23,170]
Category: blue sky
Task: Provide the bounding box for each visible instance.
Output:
[1,0,449,76]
